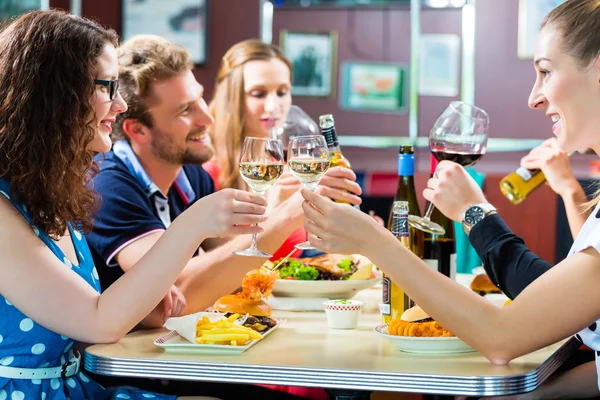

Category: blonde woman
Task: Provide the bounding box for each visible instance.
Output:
[300,1,600,398]
[205,39,362,261]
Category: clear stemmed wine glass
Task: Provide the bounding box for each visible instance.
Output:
[408,101,489,235]
[233,137,285,258]
[287,135,331,250]
[271,105,320,160]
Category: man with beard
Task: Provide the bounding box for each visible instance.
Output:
[86,35,363,329]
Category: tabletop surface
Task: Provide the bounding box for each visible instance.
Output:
[85,281,578,396]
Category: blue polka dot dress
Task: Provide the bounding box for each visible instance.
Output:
[0,179,175,399]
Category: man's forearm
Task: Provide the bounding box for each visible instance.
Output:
[176,205,300,313]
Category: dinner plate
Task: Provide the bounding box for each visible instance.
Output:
[374,324,476,354]
[154,322,280,354]
[272,278,380,299]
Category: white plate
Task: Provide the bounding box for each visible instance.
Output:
[374,324,476,354]
[154,321,280,354]
[272,279,380,299]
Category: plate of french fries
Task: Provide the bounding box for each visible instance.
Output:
[155,312,280,354]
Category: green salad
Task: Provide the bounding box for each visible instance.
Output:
[279,259,319,280]
[276,257,355,280]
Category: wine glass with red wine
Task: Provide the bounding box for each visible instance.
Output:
[408,101,489,235]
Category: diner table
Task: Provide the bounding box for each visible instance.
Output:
[85,276,579,399]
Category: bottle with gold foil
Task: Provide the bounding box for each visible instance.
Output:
[500,150,580,204]
[499,167,547,205]
[319,114,353,204]
[319,114,352,170]
[382,201,414,323]
[387,145,423,257]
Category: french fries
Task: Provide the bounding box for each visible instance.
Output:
[195,314,263,346]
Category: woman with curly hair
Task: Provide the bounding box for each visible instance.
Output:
[0,10,266,400]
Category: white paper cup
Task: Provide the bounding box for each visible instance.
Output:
[323,299,363,329]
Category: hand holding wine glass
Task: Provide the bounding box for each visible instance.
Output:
[423,161,487,222]
[233,137,284,258]
[288,135,331,250]
[409,101,489,235]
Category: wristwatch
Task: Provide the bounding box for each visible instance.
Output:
[462,203,497,235]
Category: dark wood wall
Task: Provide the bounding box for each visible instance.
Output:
[46,0,559,263]
[49,0,262,100]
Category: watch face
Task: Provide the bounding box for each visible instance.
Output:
[465,206,485,225]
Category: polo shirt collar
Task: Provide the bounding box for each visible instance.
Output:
[112,140,196,205]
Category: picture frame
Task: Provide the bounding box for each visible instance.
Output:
[280,30,337,97]
[122,0,208,65]
[1,0,47,21]
[517,0,565,59]
[418,34,460,97]
[339,61,408,114]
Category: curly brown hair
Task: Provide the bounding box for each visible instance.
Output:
[111,35,193,141]
[0,10,118,238]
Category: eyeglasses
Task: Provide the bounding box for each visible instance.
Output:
[94,79,119,100]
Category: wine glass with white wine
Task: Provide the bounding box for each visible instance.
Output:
[233,137,285,258]
[288,135,331,250]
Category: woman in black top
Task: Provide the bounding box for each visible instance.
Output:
[298,1,600,397]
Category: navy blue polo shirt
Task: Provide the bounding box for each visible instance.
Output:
[86,140,215,292]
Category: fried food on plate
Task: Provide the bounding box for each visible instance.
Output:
[470,273,502,296]
[387,305,454,337]
[213,268,279,333]
[195,314,263,346]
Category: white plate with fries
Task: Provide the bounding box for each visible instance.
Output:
[374,324,475,354]
[156,313,281,354]
[272,279,380,299]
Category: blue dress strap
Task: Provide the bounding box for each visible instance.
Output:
[0,178,35,225]
[0,178,75,260]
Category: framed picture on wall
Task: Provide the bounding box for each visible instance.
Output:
[122,0,208,65]
[339,61,407,114]
[517,0,565,59]
[419,34,460,97]
[280,30,337,97]
[1,0,48,21]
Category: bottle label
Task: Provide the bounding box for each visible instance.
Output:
[515,167,534,182]
[423,259,438,271]
[380,303,391,315]
[398,154,415,177]
[381,277,391,315]
[391,211,409,238]
[322,127,339,148]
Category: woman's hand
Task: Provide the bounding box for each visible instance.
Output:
[520,138,579,198]
[316,166,363,206]
[300,188,383,255]
[195,188,268,238]
[423,161,487,222]
[266,166,302,210]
